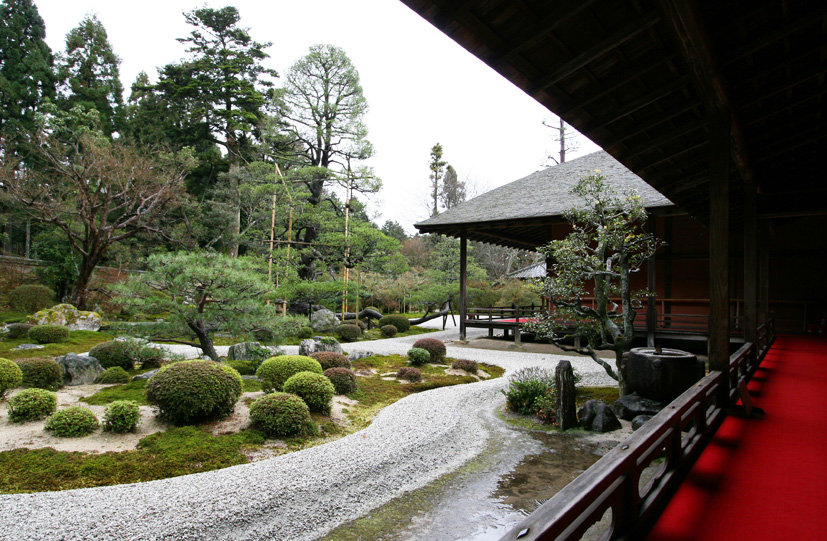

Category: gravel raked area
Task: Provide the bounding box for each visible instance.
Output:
[0,323,617,541]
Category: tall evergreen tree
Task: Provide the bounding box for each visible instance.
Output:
[428,143,445,216]
[56,15,124,136]
[0,0,56,148]
[440,164,465,210]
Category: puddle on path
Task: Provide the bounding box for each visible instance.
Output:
[321,408,626,541]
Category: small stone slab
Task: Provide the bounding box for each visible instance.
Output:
[13,343,45,351]
[555,360,577,431]
[612,393,666,421]
[632,415,654,431]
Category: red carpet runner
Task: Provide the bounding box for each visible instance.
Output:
[648,335,827,540]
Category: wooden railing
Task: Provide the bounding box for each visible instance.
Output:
[500,341,765,541]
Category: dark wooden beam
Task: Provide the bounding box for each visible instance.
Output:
[603,101,700,150]
[658,0,755,183]
[708,109,731,403]
[723,7,827,66]
[459,233,468,341]
[744,177,758,364]
[529,11,661,97]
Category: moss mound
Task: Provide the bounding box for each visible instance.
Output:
[256,355,323,393]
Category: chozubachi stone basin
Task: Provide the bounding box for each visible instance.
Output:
[621,347,705,402]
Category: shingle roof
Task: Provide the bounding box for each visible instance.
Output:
[416,151,674,230]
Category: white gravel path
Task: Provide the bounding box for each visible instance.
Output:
[0,320,616,541]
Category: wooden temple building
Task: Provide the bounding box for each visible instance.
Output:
[403,1,827,539]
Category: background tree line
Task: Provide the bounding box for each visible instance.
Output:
[0,0,540,314]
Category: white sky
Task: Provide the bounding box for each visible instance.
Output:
[34,0,601,233]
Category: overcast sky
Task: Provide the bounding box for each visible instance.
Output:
[34,0,601,233]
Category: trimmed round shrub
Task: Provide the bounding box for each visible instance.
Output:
[45,406,99,437]
[249,392,314,437]
[8,284,55,313]
[256,355,323,393]
[335,324,362,342]
[225,360,256,376]
[380,324,398,338]
[88,341,134,370]
[297,326,315,339]
[7,388,57,422]
[15,358,63,391]
[397,367,422,382]
[0,357,23,399]
[28,324,69,344]
[252,327,275,342]
[310,351,351,371]
[407,347,430,366]
[145,360,242,425]
[96,366,131,384]
[6,323,34,339]
[413,338,447,363]
[378,314,410,333]
[324,367,358,395]
[283,371,335,415]
[452,359,478,373]
[103,400,141,433]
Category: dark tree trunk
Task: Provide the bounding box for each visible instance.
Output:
[188,320,219,361]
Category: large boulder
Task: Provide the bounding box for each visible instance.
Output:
[299,337,344,356]
[56,353,104,386]
[310,309,340,333]
[228,341,263,361]
[578,400,622,433]
[28,304,102,332]
[612,393,665,421]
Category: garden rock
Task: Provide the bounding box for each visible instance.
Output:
[299,337,344,356]
[555,360,577,430]
[28,303,102,331]
[12,343,45,351]
[348,351,374,362]
[578,400,622,432]
[228,341,262,361]
[133,369,159,380]
[56,353,104,386]
[632,414,653,431]
[310,309,340,333]
[612,392,665,421]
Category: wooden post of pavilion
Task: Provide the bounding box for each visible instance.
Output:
[459,232,467,341]
[759,220,771,328]
[646,216,657,347]
[744,176,758,367]
[709,109,731,403]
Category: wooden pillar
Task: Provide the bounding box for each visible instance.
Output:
[647,216,657,347]
[759,220,771,327]
[459,233,467,341]
[744,178,758,366]
[709,110,731,402]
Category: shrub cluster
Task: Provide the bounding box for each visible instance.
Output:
[335,324,362,342]
[534,388,558,425]
[145,361,242,425]
[89,341,134,370]
[103,400,141,433]
[380,324,398,338]
[412,338,447,363]
[252,327,274,342]
[452,359,478,373]
[28,324,69,344]
[324,367,358,395]
[45,406,99,437]
[15,358,63,391]
[249,392,314,437]
[378,315,410,333]
[256,356,323,393]
[0,357,23,399]
[297,326,315,339]
[6,323,34,339]
[8,284,55,313]
[406,347,430,366]
[310,351,351,371]
[282,372,335,415]
[96,366,131,384]
[396,367,422,382]
[501,366,556,415]
[122,340,166,369]
[7,388,57,422]
[225,360,256,376]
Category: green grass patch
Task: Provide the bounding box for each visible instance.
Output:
[0,308,28,324]
[242,378,262,392]
[1,353,505,494]
[0,330,116,360]
[497,385,621,432]
[81,380,149,406]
